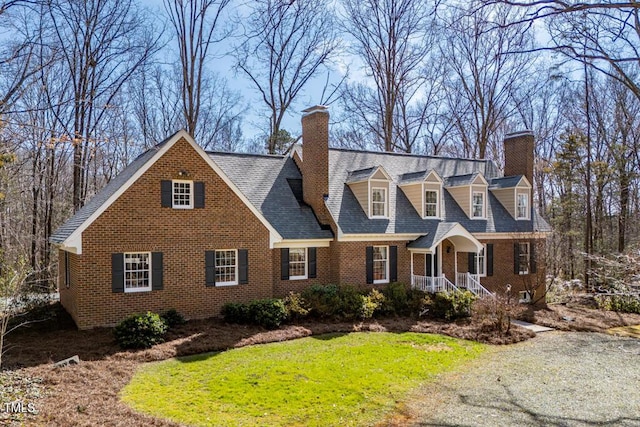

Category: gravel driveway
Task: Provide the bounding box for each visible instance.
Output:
[407,331,640,427]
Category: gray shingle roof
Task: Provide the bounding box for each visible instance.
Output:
[209,152,333,240]
[346,167,378,183]
[445,172,480,187]
[489,175,525,189]
[50,133,175,244]
[399,170,430,184]
[325,148,551,235]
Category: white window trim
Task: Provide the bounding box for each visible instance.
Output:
[215,249,238,286]
[518,242,530,275]
[516,192,529,220]
[519,290,531,303]
[477,244,487,277]
[370,187,388,218]
[423,188,440,219]
[471,190,485,219]
[124,252,152,293]
[373,245,389,284]
[172,179,194,209]
[289,247,308,280]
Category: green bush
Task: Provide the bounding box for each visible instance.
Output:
[114,312,168,349]
[283,292,310,321]
[596,294,640,314]
[161,309,185,328]
[248,299,288,329]
[337,285,365,319]
[221,302,251,324]
[302,284,341,318]
[359,289,385,319]
[428,290,477,320]
[380,282,427,316]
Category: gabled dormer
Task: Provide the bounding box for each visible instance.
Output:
[346,165,392,219]
[399,170,443,219]
[444,172,488,220]
[489,175,532,220]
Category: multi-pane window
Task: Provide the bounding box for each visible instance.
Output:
[477,246,486,276]
[124,252,151,292]
[173,180,193,208]
[373,246,388,283]
[517,193,528,219]
[518,242,530,275]
[424,190,438,217]
[289,248,307,279]
[371,188,387,217]
[472,191,484,218]
[215,250,237,285]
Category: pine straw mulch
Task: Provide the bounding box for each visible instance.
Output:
[1,298,638,427]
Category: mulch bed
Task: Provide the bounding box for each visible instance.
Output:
[1,297,638,426]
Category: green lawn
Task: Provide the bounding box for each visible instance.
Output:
[121,332,484,427]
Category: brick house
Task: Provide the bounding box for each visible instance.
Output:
[52,105,550,329]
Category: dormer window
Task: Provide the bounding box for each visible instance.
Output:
[517,193,529,219]
[424,190,439,217]
[472,191,484,218]
[371,187,387,217]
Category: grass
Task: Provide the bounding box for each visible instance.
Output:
[121,332,484,427]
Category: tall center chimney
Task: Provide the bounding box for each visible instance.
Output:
[301,105,330,224]
[504,131,534,187]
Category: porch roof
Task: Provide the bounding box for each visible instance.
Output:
[407,222,482,253]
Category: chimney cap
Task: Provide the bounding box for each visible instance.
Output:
[504,130,534,139]
[302,105,329,116]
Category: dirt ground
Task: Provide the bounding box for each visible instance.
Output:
[1,297,639,426]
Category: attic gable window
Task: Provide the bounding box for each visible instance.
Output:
[371,187,387,217]
[517,192,529,219]
[472,191,485,218]
[173,180,193,209]
[424,190,439,218]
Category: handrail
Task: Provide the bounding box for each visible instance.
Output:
[411,274,460,294]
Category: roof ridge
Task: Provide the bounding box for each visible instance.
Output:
[328,146,492,163]
[207,150,286,159]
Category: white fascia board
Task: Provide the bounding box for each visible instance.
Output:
[64,130,282,254]
[273,239,332,248]
[472,231,551,239]
[338,233,421,242]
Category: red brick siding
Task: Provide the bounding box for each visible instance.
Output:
[272,246,331,296]
[68,138,274,329]
[58,249,80,325]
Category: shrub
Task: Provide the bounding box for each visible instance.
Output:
[248,299,288,329]
[595,294,640,314]
[302,284,341,318]
[337,285,365,319]
[428,290,477,320]
[472,295,526,334]
[161,309,185,328]
[380,282,409,315]
[114,312,168,349]
[359,289,385,319]
[283,292,310,321]
[221,302,251,324]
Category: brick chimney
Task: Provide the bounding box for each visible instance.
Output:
[504,131,534,186]
[301,105,330,224]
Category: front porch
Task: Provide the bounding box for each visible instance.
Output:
[407,223,493,298]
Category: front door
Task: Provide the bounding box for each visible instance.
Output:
[425,248,439,277]
[440,239,456,281]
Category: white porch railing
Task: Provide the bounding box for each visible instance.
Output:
[411,274,460,294]
[456,272,494,298]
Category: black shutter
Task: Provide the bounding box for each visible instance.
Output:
[238,249,248,284]
[111,253,124,293]
[281,248,289,280]
[468,252,477,274]
[425,254,433,277]
[366,246,374,284]
[194,182,205,208]
[152,252,163,290]
[205,250,216,286]
[530,241,537,274]
[161,180,172,207]
[486,244,494,276]
[308,247,317,279]
[514,243,520,274]
[389,246,397,282]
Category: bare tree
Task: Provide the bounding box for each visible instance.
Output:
[47,0,160,211]
[340,0,436,153]
[163,0,232,138]
[440,3,536,159]
[234,0,339,154]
